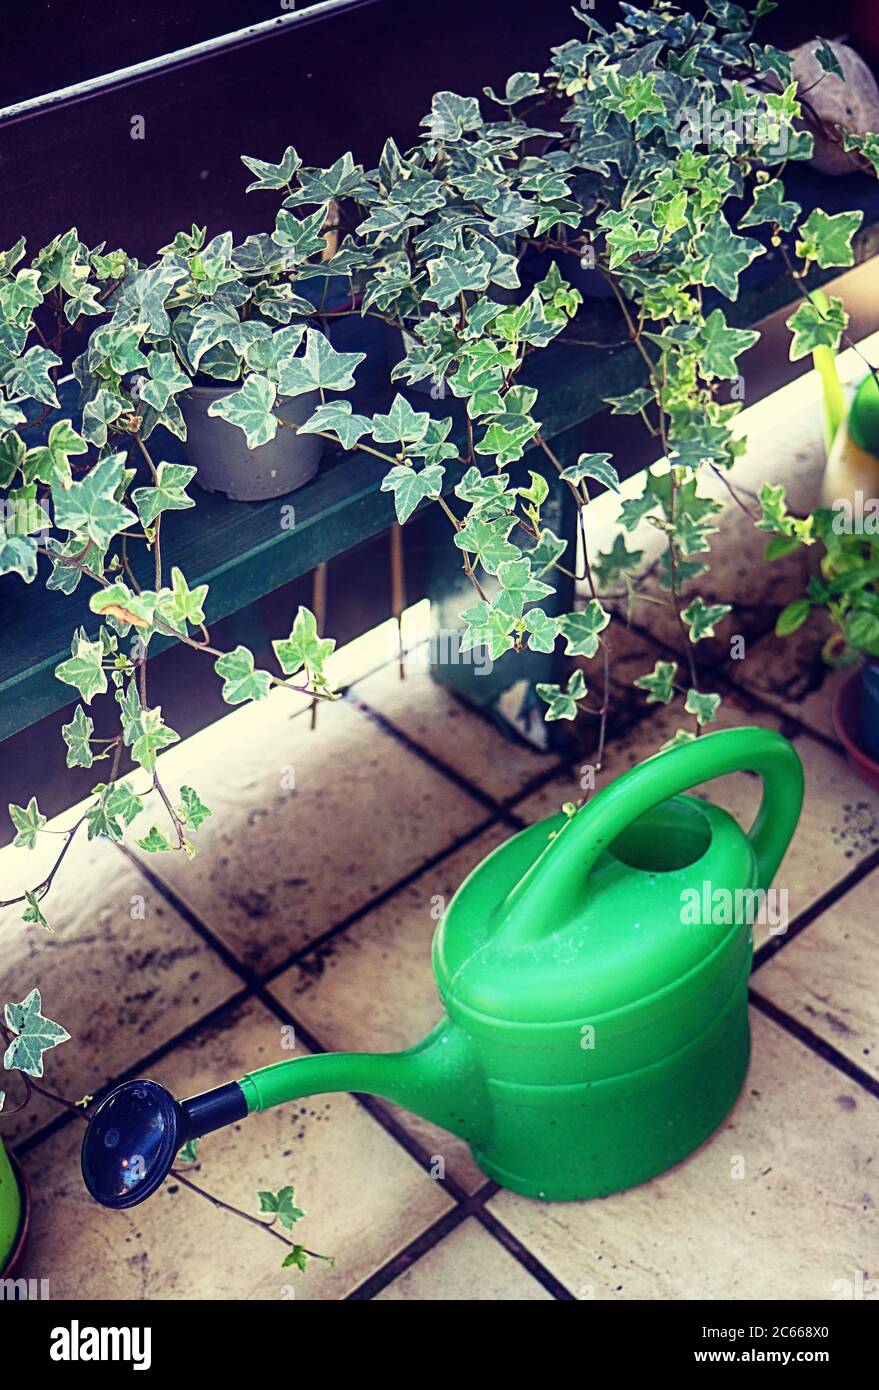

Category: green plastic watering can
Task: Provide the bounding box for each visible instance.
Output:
[82,726,803,1207]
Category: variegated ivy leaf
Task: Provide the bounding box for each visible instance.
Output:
[454,513,519,573]
[113,263,187,337]
[454,466,513,510]
[459,600,516,661]
[0,524,37,581]
[84,781,142,841]
[273,203,330,260]
[136,826,176,853]
[557,600,610,658]
[423,250,490,310]
[257,1186,305,1230]
[180,786,212,831]
[698,309,759,381]
[536,668,587,722]
[55,631,108,704]
[693,215,762,301]
[22,889,51,932]
[786,296,847,361]
[242,145,302,191]
[475,418,539,467]
[188,304,271,371]
[370,394,431,446]
[559,452,619,491]
[420,91,483,142]
[159,566,209,631]
[131,705,180,773]
[0,267,43,320]
[685,689,722,725]
[598,210,659,271]
[3,989,70,1077]
[795,209,862,270]
[298,400,373,450]
[381,462,445,524]
[681,596,731,642]
[207,375,278,448]
[605,385,653,416]
[483,71,542,105]
[62,705,95,769]
[814,37,844,80]
[9,796,46,850]
[633,660,678,705]
[739,178,800,232]
[138,350,190,412]
[243,324,307,379]
[277,329,365,397]
[24,418,87,487]
[214,645,273,704]
[82,388,125,447]
[4,345,62,407]
[529,527,567,575]
[52,454,137,549]
[90,582,163,632]
[287,153,375,205]
[661,728,697,752]
[843,131,879,177]
[523,607,560,653]
[273,605,336,680]
[0,399,27,430]
[493,557,553,620]
[132,462,197,529]
[408,417,459,467]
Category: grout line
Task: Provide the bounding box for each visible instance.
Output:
[345,1204,474,1299]
[751,846,879,974]
[345,689,527,825]
[748,990,879,1101]
[473,1205,577,1300]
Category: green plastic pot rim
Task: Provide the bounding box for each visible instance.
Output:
[0,1149,30,1280]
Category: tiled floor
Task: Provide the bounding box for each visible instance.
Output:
[2,367,878,1300]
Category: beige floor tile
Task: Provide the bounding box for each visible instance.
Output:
[374,1217,553,1300]
[752,869,879,1081]
[728,610,848,743]
[487,1011,878,1300]
[0,835,240,1144]
[18,996,452,1300]
[352,657,557,801]
[513,694,879,947]
[129,695,489,974]
[269,827,511,1192]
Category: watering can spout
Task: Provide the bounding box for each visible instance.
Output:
[81,1019,485,1209]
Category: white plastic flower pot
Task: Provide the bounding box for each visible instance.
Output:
[180,386,325,502]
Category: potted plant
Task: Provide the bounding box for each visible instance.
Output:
[771,498,879,786]
[73,207,357,503]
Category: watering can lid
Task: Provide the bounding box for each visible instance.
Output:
[434,727,803,1027]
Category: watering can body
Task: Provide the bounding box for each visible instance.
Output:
[83,727,803,1210]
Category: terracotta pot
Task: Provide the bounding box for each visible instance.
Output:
[833,670,879,791]
[0,1149,30,1281]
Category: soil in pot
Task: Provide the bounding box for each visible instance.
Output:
[180,384,324,502]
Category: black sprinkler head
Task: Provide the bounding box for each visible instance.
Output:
[82,1077,249,1209]
[81,1080,183,1210]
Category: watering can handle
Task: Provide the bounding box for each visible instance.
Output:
[496,726,803,948]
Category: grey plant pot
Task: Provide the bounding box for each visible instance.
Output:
[180,385,324,502]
